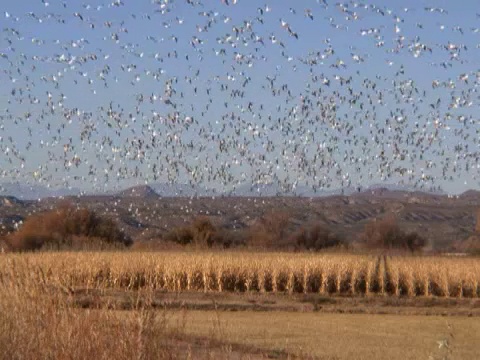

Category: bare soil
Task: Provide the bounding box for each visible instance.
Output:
[70,289,480,316]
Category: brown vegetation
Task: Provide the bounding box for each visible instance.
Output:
[164,216,215,247]
[453,235,480,255]
[0,256,255,360]
[2,202,434,253]
[362,214,426,252]
[162,212,427,253]
[3,252,478,298]
[3,254,479,360]
[248,211,291,248]
[5,191,480,252]
[164,216,238,248]
[291,223,345,251]
[5,203,131,251]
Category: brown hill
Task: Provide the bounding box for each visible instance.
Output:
[0,190,479,250]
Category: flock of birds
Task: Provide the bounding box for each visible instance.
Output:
[0,0,479,196]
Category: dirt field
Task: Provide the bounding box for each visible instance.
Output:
[71,290,480,317]
[168,310,479,360]
[80,291,480,358]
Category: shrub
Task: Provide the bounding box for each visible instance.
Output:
[209,228,248,248]
[164,226,194,245]
[292,223,344,251]
[164,216,223,248]
[248,211,291,248]
[362,214,426,252]
[403,232,427,252]
[6,203,131,251]
[191,216,216,247]
[7,233,50,252]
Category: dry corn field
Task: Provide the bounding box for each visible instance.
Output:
[1,252,480,298]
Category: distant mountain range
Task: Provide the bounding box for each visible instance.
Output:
[0,182,82,200]
[0,181,463,200]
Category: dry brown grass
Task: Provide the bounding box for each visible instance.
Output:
[177,310,480,360]
[1,252,480,359]
[0,257,287,360]
[0,262,161,359]
[1,252,479,297]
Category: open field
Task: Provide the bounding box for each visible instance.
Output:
[2,251,480,359]
[172,310,480,360]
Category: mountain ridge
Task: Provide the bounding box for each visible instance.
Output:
[0,181,469,200]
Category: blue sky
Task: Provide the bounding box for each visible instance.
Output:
[0,0,479,194]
